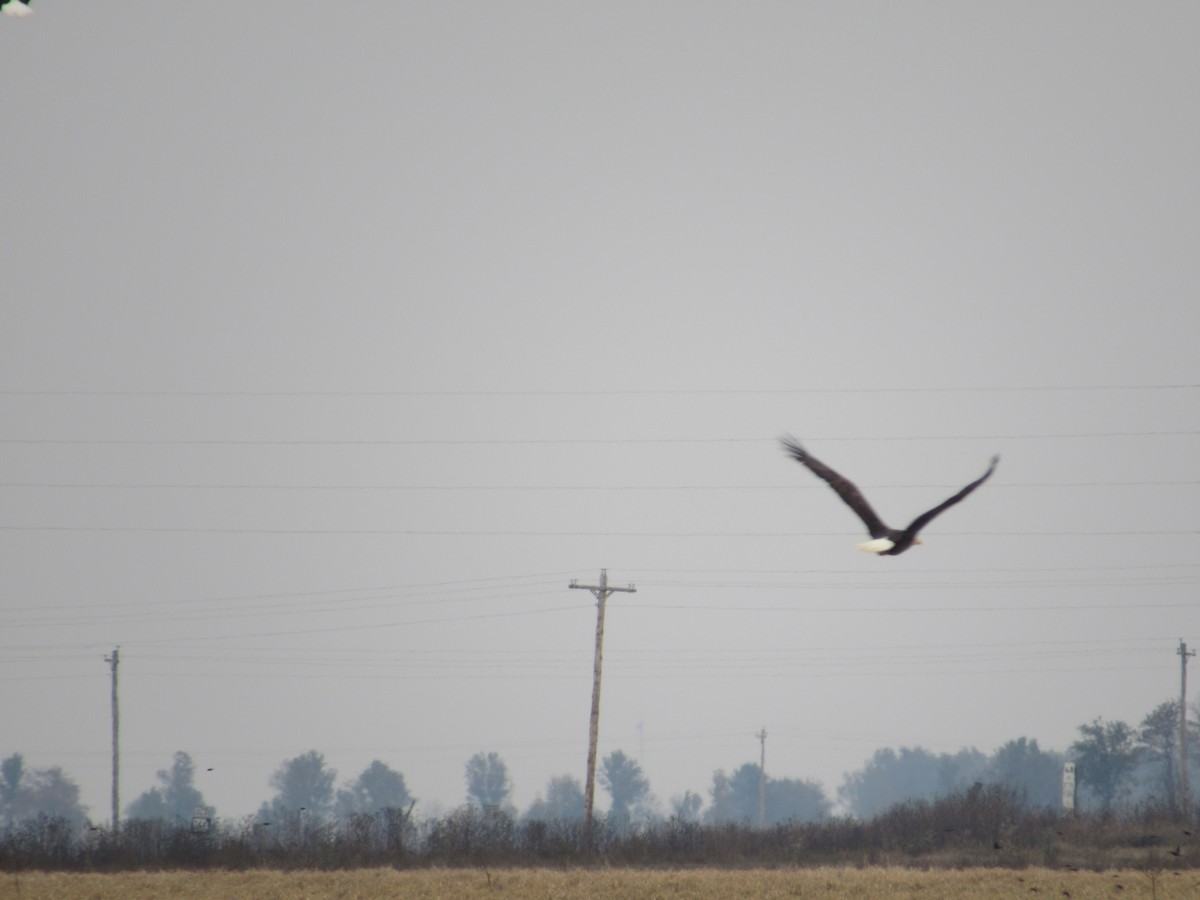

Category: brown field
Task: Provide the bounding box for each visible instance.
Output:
[2,866,1198,900]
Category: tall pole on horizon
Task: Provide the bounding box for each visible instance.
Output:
[570,569,636,848]
[104,647,120,831]
[1180,639,1195,816]
[757,728,767,828]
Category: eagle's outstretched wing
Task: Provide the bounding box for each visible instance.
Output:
[781,436,890,539]
[899,455,1000,540]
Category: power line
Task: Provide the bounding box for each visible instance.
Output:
[632,600,1198,613]
[628,563,1200,575]
[4,571,1192,640]
[0,430,1195,445]
[1,634,1180,663]
[1,384,1196,397]
[0,604,592,650]
[102,636,1200,654]
[3,659,1172,683]
[80,603,587,645]
[3,587,569,628]
[2,480,1195,490]
[0,525,1186,536]
[2,575,575,615]
[7,577,1193,630]
[636,575,1198,589]
[2,563,1193,617]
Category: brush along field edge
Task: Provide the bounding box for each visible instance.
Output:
[5,867,1198,899]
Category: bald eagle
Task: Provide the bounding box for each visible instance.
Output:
[781,437,998,555]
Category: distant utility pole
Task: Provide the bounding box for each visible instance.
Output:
[756,728,767,828]
[569,569,636,848]
[1179,639,1195,816]
[104,647,120,831]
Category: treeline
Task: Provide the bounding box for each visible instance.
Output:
[1,786,1196,872]
[837,698,1200,819]
[4,695,1198,837]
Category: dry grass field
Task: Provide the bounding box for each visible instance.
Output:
[3,866,1198,900]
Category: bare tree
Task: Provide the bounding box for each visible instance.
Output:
[524,774,584,822]
[1071,718,1138,811]
[0,756,89,830]
[335,760,413,817]
[260,750,336,823]
[126,751,207,822]
[599,750,650,824]
[1139,701,1180,810]
[465,752,511,809]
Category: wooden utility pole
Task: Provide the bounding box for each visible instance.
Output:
[104,648,120,831]
[569,569,636,848]
[756,728,767,828]
[1179,639,1195,816]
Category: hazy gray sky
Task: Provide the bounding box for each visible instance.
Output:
[2,3,1196,822]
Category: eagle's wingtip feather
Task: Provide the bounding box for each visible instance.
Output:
[780,435,805,457]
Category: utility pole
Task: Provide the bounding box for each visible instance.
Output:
[1179,639,1195,816]
[104,647,120,831]
[756,728,767,828]
[569,569,636,849]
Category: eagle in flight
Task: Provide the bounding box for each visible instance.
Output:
[781,437,998,555]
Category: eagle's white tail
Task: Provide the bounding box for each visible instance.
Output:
[856,538,895,554]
